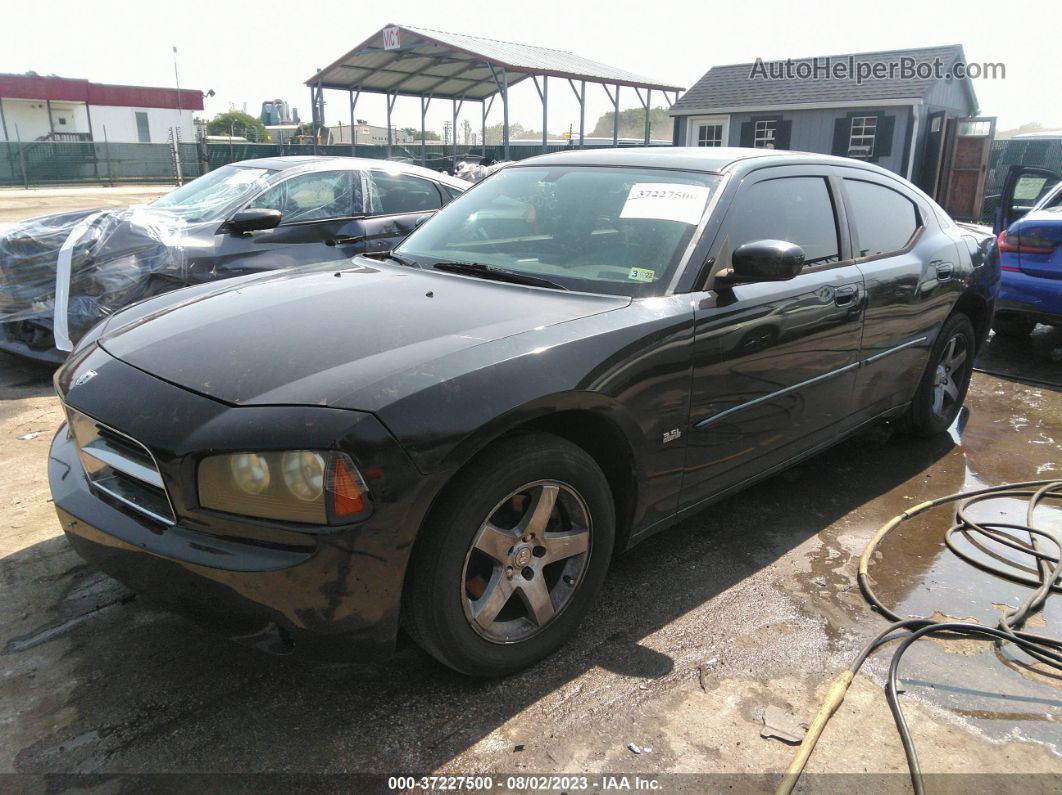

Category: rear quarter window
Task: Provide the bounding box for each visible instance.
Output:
[844,179,921,257]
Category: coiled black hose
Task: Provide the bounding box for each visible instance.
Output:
[777,480,1062,795]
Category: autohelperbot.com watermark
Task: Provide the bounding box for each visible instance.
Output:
[749,56,1005,84]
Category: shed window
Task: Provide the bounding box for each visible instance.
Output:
[753,120,777,149]
[848,116,877,158]
[958,119,992,137]
[697,123,723,147]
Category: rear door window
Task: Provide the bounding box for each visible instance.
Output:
[369,172,444,215]
[727,176,840,266]
[844,179,921,257]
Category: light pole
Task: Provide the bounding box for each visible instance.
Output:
[171,45,184,183]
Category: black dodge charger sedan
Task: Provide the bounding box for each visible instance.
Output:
[49,148,998,675]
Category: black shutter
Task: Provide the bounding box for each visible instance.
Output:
[832,117,850,156]
[875,114,896,158]
[775,119,793,150]
[739,121,754,148]
[673,117,681,146]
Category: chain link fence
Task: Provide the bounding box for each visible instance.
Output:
[980,137,1062,223]
[0,140,608,188]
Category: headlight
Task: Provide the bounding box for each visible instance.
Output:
[230,453,271,494]
[197,451,370,525]
[282,451,324,501]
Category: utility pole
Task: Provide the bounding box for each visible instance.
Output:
[172,46,184,183]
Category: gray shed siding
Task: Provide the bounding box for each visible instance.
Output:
[923,76,976,116]
[674,105,912,176]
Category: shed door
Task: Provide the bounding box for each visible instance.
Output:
[917,110,948,196]
[942,117,996,220]
[687,116,729,147]
[134,112,151,143]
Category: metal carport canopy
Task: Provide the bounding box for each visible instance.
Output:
[305,24,684,159]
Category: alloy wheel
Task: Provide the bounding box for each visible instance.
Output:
[461,480,592,643]
[931,333,968,419]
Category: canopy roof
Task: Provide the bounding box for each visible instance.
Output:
[307,24,684,101]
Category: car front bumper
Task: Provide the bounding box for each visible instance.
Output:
[51,425,401,659]
[49,345,443,660]
[0,320,65,363]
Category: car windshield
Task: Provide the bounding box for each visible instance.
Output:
[151,165,273,222]
[396,165,721,296]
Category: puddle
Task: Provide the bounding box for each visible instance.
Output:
[791,373,1062,753]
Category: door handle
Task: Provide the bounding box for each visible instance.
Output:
[833,285,859,306]
[326,235,365,247]
[932,260,954,281]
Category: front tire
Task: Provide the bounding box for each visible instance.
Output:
[403,433,615,676]
[898,313,975,437]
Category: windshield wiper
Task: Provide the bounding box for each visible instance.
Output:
[431,261,568,290]
[383,251,421,268]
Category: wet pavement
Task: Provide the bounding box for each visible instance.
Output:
[0,326,1060,791]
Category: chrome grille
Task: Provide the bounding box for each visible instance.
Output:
[65,406,176,526]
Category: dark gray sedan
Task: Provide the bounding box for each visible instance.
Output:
[0,156,466,362]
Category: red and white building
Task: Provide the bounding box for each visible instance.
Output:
[0,74,203,144]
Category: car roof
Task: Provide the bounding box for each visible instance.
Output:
[515,146,897,177]
[229,155,468,188]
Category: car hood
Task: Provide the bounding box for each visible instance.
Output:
[99,259,630,407]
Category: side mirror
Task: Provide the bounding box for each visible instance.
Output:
[227,208,282,234]
[720,239,805,284]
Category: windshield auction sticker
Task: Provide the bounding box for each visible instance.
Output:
[620,183,710,225]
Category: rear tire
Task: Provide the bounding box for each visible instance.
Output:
[897,313,976,437]
[403,433,615,676]
[992,312,1036,337]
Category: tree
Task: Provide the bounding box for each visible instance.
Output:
[207,110,270,142]
[590,106,672,140]
[400,126,441,141]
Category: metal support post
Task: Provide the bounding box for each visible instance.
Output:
[452,96,464,168]
[386,92,395,159]
[349,89,360,156]
[502,68,510,160]
[612,84,620,146]
[421,95,431,166]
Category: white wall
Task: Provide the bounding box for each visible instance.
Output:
[0,99,193,144]
[0,98,53,142]
[88,106,194,144]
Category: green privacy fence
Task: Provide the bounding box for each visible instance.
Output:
[0,140,611,187]
[980,137,1062,223]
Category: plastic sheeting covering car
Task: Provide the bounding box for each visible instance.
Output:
[454,160,510,184]
[0,207,197,351]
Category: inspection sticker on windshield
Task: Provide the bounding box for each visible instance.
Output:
[620,183,710,225]
[628,267,656,282]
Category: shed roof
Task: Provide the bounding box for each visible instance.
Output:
[307,24,684,101]
[671,45,976,115]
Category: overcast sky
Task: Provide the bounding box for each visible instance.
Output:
[5,0,1060,136]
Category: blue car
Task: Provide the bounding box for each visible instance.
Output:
[992,165,1062,336]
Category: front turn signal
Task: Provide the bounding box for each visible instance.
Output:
[331,455,369,519]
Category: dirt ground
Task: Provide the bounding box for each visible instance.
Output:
[0,184,171,225]
[1,188,1060,792]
